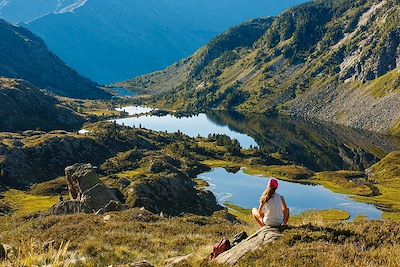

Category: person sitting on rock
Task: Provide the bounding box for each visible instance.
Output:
[252,178,289,227]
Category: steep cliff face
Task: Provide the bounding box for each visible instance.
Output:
[0,19,110,99]
[127,0,400,135]
[0,78,85,132]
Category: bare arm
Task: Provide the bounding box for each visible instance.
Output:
[258,200,265,220]
[281,196,290,225]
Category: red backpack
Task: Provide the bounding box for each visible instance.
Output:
[209,239,231,261]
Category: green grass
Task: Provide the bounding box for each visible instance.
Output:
[312,171,372,196]
[289,210,350,225]
[202,160,314,182]
[363,68,400,98]
[197,141,228,153]
[202,159,243,169]
[29,177,67,196]
[2,190,60,216]
[243,165,314,182]
[224,203,255,225]
[84,109,121,117]
[116,169,146,180]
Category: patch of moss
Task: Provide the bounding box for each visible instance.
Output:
[312,171,373,196]
[244,165,314,181]
[2,190,60,216]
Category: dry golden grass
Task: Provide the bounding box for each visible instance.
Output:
[0,209,399,267]
[0,209,245,266]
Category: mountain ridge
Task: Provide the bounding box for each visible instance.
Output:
[0,0,82,23]
[124,0,400,135]
[0,19,110,99]
[25,0,308,83]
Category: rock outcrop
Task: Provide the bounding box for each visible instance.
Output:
[0,78,85,132]
[128,171,221,216]
[215,227,283,265]
[48,164,124,215]
[0,244,5,261]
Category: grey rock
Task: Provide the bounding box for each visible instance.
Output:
[47,200,83,215]
[165,254,192,267]
[48,164,123,215]
[95,200,125,215]
[129,261,154,267]
[81,183,120,213]
[0,244,5,260]
[215,227,283,265]
[129,172,222,216]
[65,163,100,200]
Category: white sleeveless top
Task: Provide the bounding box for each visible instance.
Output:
[263,193,283,226]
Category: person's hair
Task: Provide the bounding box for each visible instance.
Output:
[260,187,276,204]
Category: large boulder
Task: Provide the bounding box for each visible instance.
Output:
[47,200,83,215]
[48,164,124,215]
[81,184,120,213]
[129,172,222,216]
[215,227,283,265]
[65,163,101,200]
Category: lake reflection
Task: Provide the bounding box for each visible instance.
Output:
[115,113,257,148]
[114,107,400,171]
[198,168,382,220]
[116,106,155,115]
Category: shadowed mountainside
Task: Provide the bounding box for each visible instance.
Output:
[0,78,85,132]
[26,0,308,83]
[0,19,110,99]
[0,0,81,23]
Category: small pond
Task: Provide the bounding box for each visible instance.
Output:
[198,168,382,220]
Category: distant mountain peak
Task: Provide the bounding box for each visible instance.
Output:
[25,0,308,84]
[56,0,88,14]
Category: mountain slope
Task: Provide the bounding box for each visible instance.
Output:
[26,0,308,84]
[0,78,85,132]
[0,0,81,23]
[126,0,400,135]
[0,19,110,99]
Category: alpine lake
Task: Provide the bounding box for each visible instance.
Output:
[112,106,400,220]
